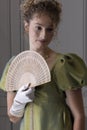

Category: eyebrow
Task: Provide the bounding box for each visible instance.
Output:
[35,23,54,28]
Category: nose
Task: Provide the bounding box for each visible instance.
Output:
[39,29,47,40]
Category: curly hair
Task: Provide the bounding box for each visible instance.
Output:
[20,0,62,27]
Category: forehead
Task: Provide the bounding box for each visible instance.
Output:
[29,13,55,27]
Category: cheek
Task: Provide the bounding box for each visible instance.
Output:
[29,30,38,43]
[48,34,54,41]
[29,30,35,38]
[29,28,38,38]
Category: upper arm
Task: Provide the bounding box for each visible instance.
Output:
[65,88,85,119]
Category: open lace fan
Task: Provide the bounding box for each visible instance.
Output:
[5,50,51,91]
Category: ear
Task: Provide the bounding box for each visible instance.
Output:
[24,20,29,32]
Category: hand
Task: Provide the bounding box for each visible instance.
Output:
[14,84,35,104]
[10,84,35,117]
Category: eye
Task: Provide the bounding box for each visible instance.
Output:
[46,28,54,33]
[35,26,42,31]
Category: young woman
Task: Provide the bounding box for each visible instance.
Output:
[0,0,87,130]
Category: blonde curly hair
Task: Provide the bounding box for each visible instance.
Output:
[20,0,62,26]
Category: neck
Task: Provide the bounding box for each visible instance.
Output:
[30,46,52,59]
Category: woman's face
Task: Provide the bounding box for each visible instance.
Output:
[25,14,56,50]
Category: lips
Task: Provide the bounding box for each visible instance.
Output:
[38,40,47,44]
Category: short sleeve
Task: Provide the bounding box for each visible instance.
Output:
[0,56,15,91]
[54,53,87,91]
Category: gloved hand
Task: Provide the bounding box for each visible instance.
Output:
[10,84,35,117]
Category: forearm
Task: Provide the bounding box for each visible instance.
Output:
[73,116,85,130]
[7,86,35,123]
[7,92,20,123]
[8,110,21,123]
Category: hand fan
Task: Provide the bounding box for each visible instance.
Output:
[5,50,51,91]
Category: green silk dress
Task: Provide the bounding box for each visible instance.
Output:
[0,53,87,130]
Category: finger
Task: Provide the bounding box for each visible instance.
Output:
[25,87,34,95]
[28,83,31,88]
[22,83,31,91]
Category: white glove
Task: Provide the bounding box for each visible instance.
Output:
[10,85,35,117]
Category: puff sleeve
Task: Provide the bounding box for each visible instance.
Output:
[54,53,87,91]
[0,56,15,91]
